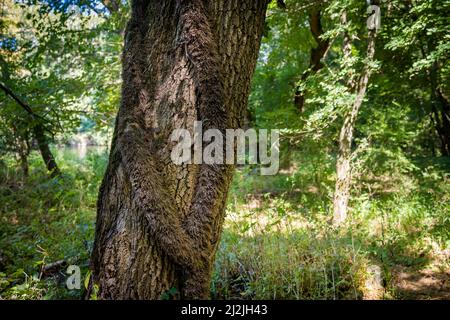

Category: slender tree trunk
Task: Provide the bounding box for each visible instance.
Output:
[90,0,268,299]
[333,27,377,226]
[17,139,29,178]
[33,126,60,177]
[19,152,29,177]
[294,9,329,113]
[11,125,30,178]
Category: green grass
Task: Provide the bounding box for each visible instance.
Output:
[212,155,450,300]
[0,149,106,299]
[0,149,449,299]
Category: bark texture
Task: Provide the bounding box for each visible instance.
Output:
[333,25,377,226]
[91,0,268,299]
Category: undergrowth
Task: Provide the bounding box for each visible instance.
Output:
[0,149,449,299]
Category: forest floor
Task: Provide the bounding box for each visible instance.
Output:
[1,150,449,300]
[392,263,450,300]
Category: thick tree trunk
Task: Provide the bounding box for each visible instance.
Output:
[333,29,377,226]
[294,9,329,113]
[90,0,268,299]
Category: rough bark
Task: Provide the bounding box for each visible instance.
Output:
[0,82,60,177]
[333,25,377,226]
[294,9,330,113]
[91,0,268,299]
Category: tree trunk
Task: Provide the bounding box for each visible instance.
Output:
[17,139,29,178]
[11,125,30,178]
[333,28,377,226]
[19,152,29,177]
[294,9,329,113]
[429,62,450,156]
[90,0,268,299]
[33,125,60,177]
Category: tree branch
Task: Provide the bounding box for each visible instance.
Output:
[0,82,40,119]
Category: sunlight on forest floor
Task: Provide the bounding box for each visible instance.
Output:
[0,150,449,300]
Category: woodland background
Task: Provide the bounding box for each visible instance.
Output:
[0,0,449,299]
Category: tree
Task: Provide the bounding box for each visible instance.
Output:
[90,0,269,299]
[332,5,379,225]
[0,82,60,176]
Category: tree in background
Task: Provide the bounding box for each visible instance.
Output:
[331,0,449,224]
[333,2,380,225]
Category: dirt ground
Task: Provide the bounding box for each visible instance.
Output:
[392,266,450,300]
